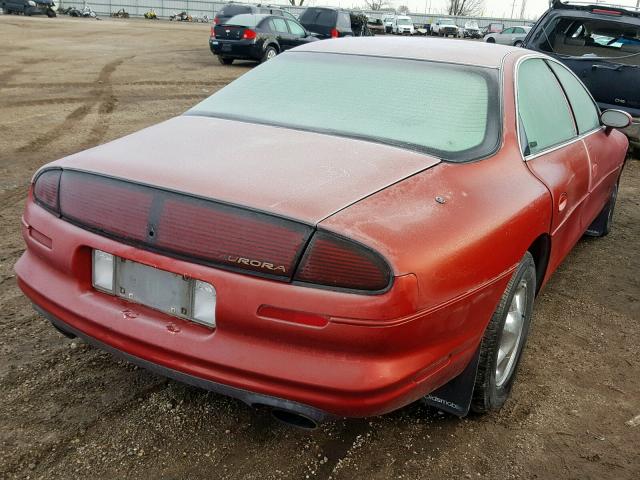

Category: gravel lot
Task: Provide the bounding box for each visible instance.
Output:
[1,15,639,480]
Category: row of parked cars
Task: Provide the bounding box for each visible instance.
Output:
[209,5,356,64]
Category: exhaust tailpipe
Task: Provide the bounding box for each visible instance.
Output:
[271,408,319,430]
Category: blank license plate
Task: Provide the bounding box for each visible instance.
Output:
[116,258,193,319]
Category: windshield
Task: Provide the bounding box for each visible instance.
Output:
[397,18,411,25]
[188,53,500,162]
[465,22,479,29]
[535,16,640,65]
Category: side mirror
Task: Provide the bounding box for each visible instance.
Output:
[601,109,632,132]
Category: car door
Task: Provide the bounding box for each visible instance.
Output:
[270,17,294,50]
[545,60,621,229]
[285,19,313,48]
[512,27,526,43]
[497,27,514,45]
[516,57,591,273]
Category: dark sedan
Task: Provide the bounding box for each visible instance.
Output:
[210,14,318,65]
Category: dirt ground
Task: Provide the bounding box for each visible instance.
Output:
[0,15,639,480]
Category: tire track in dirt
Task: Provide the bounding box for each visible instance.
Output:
[0,67,24,91]
[14,58,128,153]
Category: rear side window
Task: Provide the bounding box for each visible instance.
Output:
[547,61,600,134]
[517,58,576,155]
[271,17,289,33]
[287,20,306,36]
[337,12,351,29]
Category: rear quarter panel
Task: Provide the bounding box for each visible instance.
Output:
[320,53,552,312]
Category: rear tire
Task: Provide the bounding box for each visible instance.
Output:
[514,40,523,47]
[471,252,536,413]
[486,37,495,43]
[217,56,233,65]
[585,183,618,237]
[261,46,277,63]
[47,8,56,17]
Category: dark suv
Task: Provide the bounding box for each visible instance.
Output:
[1,0,56,16]
[213,2,297,25]
[523,0,640,149]
[298,7,353,39]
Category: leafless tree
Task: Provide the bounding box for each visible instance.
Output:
[364,0,392,11]
[446,0,484,16]
[287,0,306,6]
[397,5,410,15]
[519,0,528,19]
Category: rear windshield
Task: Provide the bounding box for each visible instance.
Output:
[220,5,252,17]
[299,8,337,27]
[188,53,500,162]
[533,16,640,65]
[223,14,260,28]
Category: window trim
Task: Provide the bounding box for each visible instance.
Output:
[514,54,604,162]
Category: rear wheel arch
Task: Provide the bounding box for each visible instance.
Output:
[527,233,551,294]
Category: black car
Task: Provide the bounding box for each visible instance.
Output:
[210,14,318,65]
[1,0,56,16]
[298,7,353,39]
[213,2,297,25]
[523,0,640,150]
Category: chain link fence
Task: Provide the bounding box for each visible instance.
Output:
[57,1,535,28]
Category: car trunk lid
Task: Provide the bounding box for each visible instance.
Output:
[47,115,441,226]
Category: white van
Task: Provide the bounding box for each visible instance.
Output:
[392,16,415,35]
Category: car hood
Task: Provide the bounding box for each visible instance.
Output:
[45,115,441,225]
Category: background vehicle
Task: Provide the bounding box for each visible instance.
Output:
[210,13,317,65]
[463,20,482,38]
[382,15,394,33]
[299,7,353,38]
[1,0,56,16]
[484,26,531,46]
[523,0,640,151]
[482,22,504,35]
[392,15,415,35]
[431,18,460,37]
[213,2,296,25]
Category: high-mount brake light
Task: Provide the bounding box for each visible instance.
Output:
[243,28,257,40]
[591,8,622,15]
[293,231,391,292]
[33,169,61,213]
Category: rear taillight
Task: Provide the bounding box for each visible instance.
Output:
[330,28,339,38]
[210,26,216,38]
[155,196,310,278]
[293,231,391,292]
[33,169,61,213]
[46,170,313,281]
[59,171,154,242]
[242,28,257,40]
[213,16,220,24]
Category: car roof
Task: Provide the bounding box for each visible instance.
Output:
[292,37,524,69]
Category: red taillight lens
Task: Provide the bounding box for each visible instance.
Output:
[50,171,313,280]
[242,28,257,40]
[33,169,61,213]
[210,26,216,38]
[213,16,220,24]
[330,28,339,38]
[156,196,310,278]
[59,171,154,242]
[293,231,391,292]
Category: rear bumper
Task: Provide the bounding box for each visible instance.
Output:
[16,199,505,418]
[209,39,261,60]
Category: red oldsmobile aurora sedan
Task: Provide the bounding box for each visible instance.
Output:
[16,38,630,428]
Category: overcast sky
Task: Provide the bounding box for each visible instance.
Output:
[299,0,640,20]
